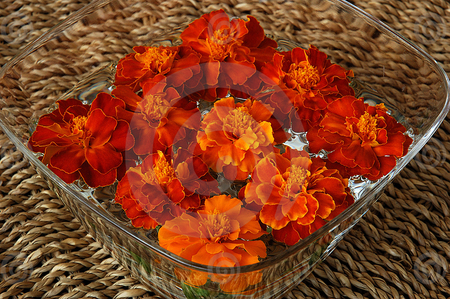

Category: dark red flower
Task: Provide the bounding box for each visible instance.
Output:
[307,96,413,180]
[180,9,277,101]
[112,80,201,157]
[114,45,202,97]
[115,150,219,229]
[28,94,134,188]
[260,45,354,131]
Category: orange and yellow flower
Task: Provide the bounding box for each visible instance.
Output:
[115,150,219,229]
[113,80,201,157]
[307,96,413,180]
[195,97,279,181]
[28,94,134,188]
[244,149,354,245]
[159,195,266,291]
[260,45,354,131]
[180,9,277,101]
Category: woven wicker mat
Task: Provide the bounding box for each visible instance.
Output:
[1,0,450,298]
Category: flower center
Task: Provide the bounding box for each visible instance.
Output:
[153,154,176,186]
[288,61,320,91]
[135,47,175,72]
[139,95,171,127]
[71,116,87,135]
[207,29,234,60]
[222,108,255,139]
[356,111,378,142]
[204,209,232,242]
[285,165,308,198]
[142,153,176,187]
[212,28,231,44]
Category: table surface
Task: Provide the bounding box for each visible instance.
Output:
[1,0,450,298]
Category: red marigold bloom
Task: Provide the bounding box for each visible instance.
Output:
[260,45,354,131]
[115,150,219,229]
[307,96,413,180]
[159,195,267,292]
[114,45,202,94]
[112,80,201,157]
[28,94,134,188]
[180,9,277,101]
[195,97,278,181]
[244,150,354,245]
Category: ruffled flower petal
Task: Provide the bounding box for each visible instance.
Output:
[260,45,354,130]
[244,147,353,245]
[29,95,133,187]
[158,195,266,272]
[197,97,278,180]
[308,97,413,180]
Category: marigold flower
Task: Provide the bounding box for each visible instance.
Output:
[159,195,267,283]
[28,94,134,188]
[180,9,277,101]
[260,45,354,131]
[112,80,201,157]
[195,97,278,181]
[115,150,219,229]
[307,96,413,180]
[244,149,354,245]
[114,45,202,94]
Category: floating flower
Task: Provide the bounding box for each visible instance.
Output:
[28,94,134,188]
[307,96,413,180]
[159,195,267,291]
[195,97,278,181]
[244,149,354,245]
[260,45,354,131]
[115,150,219,229]
[180,9,277,101]
[114,45,202,95]
[113,80,201,157]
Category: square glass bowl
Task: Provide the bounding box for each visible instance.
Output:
[0,0,448,298]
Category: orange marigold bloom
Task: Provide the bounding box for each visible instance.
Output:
[260,45,354,131]
[28,95,134,188]
[244,149,354,245]
[113,80,201,157]
[159,195,267,292]
[114,45,202,94]
[115,150,219,229]
[180,9,277,101]
[307,96,413,180]
[195,97,278,181]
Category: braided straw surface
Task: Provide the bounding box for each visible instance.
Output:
[1,0,450,298]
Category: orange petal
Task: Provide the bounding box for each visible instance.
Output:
[283,195,309,221]
[213,97,236,119]
[204,195,241,215]
[259,204,290,229]
[296,193,319,225]
[218,143,246,166]
[313,193,335,219]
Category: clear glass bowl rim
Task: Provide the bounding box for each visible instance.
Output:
[0,0,449,274]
